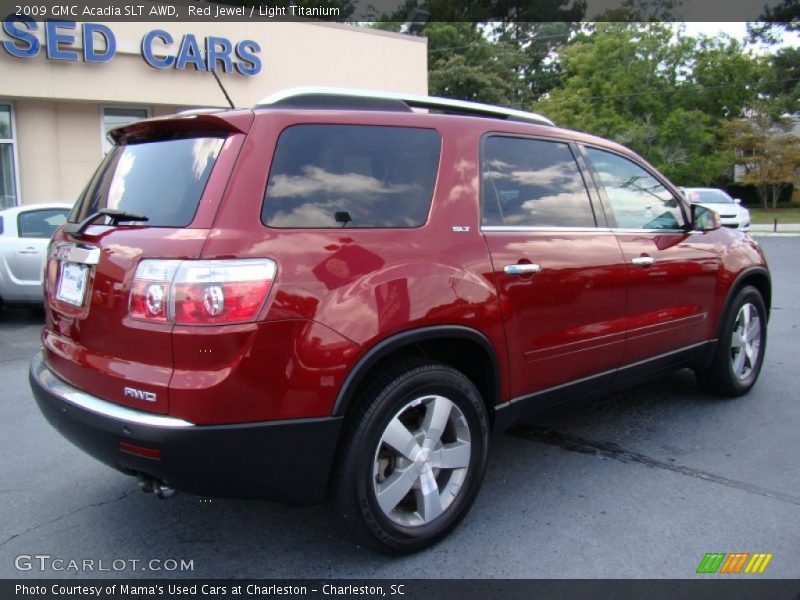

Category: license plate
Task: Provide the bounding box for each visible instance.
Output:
[56,262,89,306]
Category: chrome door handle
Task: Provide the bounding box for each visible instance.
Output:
[504,263,541,276]
[631,256,655,267]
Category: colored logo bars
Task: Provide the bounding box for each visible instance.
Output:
[696,553,773,574]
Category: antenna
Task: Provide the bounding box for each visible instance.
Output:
[211,69,235,109]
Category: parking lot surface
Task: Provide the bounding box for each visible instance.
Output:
[1,236,798,579]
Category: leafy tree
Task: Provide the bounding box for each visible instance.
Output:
[426,23,526,104]
[725,114,800,209]
[534,23,768,185]
[688,35,768,119]
[491,21,583,103]
[762,47,800,114]
[594,0,683,20]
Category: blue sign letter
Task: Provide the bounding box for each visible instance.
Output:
[175,34,206,71]
[83,23,116,63]
[2,17,40,58]
[234,40,261,76]
[206,36,233,73]
[45,21,79,61]
[141,29,174,69]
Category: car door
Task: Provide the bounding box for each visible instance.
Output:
[582,146,720,368]
[480,135,628,407]
[9,208,69,300]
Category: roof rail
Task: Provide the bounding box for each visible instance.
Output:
[255,87,555,127]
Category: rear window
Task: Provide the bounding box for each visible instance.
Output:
[262,125,441,228]
[71,135,224,228]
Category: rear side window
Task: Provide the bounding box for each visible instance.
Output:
[18,209,69,238]
[72,136,224,228]
[263,125,441,228]
[481,136,596,228]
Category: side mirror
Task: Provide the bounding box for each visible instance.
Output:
[692,204,721,232]
[734,198,742,204]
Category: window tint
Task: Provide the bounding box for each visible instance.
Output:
[17,209,69,239]
[263,125,440,228]
[73,136,224,228]
[481,136,595,228]
[586,148,685,230]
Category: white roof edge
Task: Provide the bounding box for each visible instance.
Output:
[256,87,555,127]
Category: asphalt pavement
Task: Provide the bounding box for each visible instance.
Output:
[1,236,798,579]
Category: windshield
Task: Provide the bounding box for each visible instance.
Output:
[685,189,734,204]
[71,135,225,227]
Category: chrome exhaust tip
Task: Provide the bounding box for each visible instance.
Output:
[137,474,177,499]
[153,481,177,499]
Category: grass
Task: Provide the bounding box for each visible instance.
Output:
[747,207,800,225]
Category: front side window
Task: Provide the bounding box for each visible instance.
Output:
[586,147,686,230]
[263,125,441,228]
[0,104,18,209]
[481,136,596,228]
[17,209,69,239]
[102,108,148,154]
[73,136,224,228]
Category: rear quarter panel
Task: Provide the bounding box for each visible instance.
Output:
[200,112,509,415]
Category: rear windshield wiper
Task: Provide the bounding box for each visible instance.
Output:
[64,208,149,237]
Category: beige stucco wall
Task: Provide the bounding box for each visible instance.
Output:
[0,21,427,204]
[13,100,183,204]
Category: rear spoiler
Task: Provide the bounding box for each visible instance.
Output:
[108,110,254,145]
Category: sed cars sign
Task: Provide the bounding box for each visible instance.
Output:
[1,17,262,75]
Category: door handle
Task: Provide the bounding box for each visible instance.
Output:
[504,263,541,276]
[18,247,39,254]
[631,256,655,267]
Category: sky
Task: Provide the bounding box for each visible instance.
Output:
[681,22,799,49]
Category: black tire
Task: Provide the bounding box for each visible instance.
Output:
[327,360,489,555]
[695,285,767,397]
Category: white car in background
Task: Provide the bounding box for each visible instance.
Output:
[680,188,751,231]
[0,203,73,306]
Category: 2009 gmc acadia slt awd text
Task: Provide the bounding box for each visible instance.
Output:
[29,89,770,554]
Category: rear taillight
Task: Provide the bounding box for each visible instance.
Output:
[130,259,276,325]
[130,260,180,322]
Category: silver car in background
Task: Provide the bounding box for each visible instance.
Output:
[0,203,73,306]
[680,188,751,231]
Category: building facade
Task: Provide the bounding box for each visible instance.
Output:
[0,20,428,207]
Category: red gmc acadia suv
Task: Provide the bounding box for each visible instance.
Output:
[29,88,770,554]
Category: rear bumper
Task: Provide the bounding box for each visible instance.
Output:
[29,352,342,505]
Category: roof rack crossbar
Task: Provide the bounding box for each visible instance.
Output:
[255,87,555,127]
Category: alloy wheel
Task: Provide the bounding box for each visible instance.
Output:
[730,302,762,380]
[372,394,471,527]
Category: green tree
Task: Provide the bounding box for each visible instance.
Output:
[725,114,800,209]
[424,23,529,104]
[534,23,767,185]
[491,21,583,103]
[763,47,800,114]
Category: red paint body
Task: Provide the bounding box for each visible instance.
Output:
[42,109,769,426]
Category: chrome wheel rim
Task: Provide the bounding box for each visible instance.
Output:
[372,395,471,527]
[730,302,762,380]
